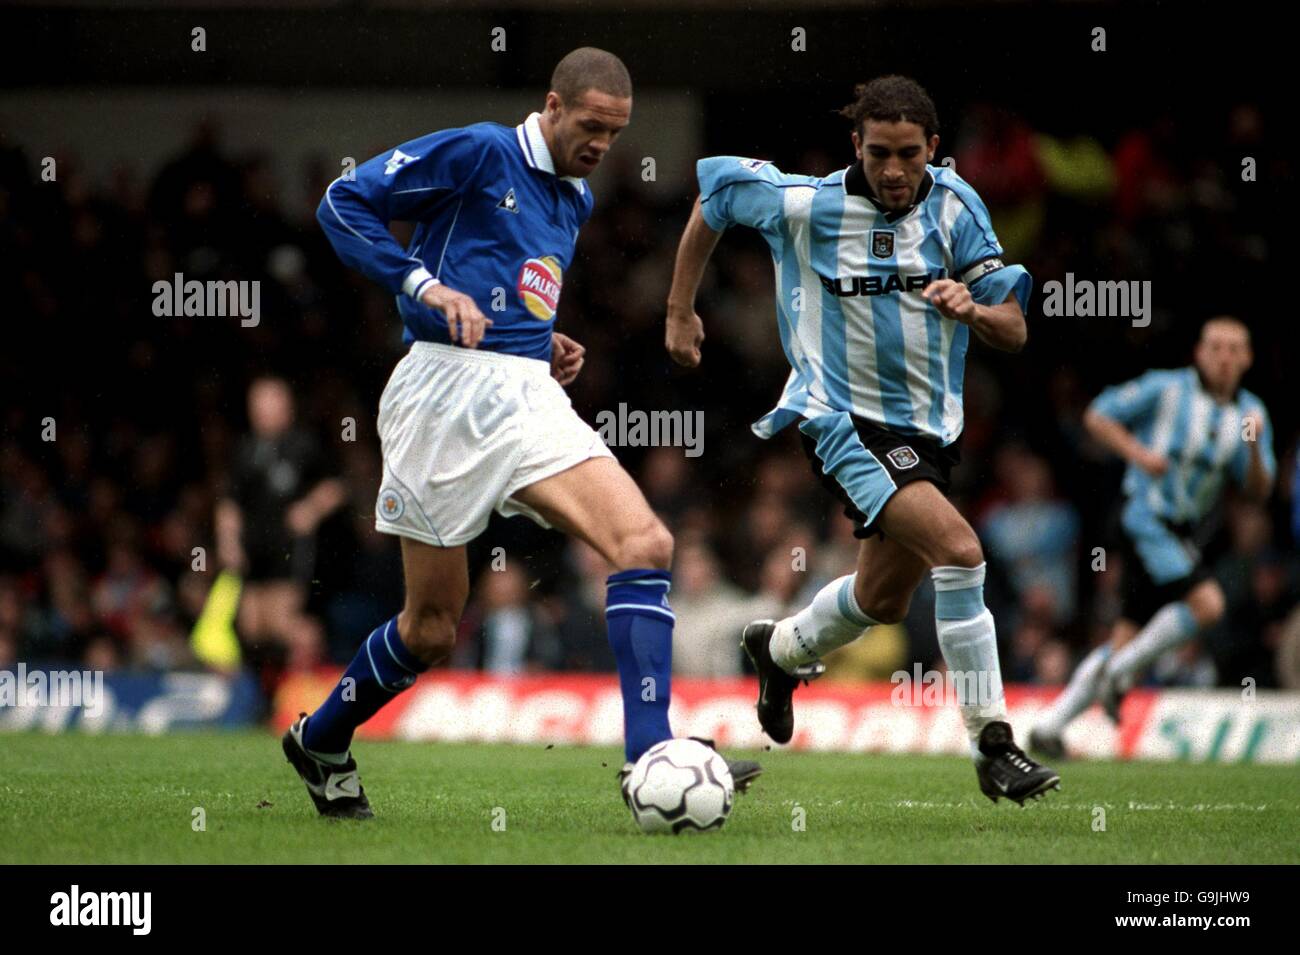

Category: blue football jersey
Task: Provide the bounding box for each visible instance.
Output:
[318,112,594,361]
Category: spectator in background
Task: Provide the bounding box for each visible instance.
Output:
[670,539,753,677]
[980,447,1080,624]
[214,377,344,672]
[456,560,562,674]
[550,540,616,672]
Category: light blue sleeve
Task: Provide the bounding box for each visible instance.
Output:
[1088,370,1170,427]
[945,175,1032,312]
[696,156,792,238]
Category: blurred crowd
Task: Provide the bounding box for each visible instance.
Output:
[2,99,1298,701]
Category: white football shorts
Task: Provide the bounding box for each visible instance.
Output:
[373,341,613,547]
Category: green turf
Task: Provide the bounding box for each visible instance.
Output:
[1,732,1295,864]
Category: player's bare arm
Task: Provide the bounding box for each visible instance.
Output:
[664,195,722,368]
[1241,410,1273,499]
[1083,407,1169,476]
[922,281,1027,352]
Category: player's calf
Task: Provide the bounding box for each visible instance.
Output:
[397,605,459,666]
[299,615,430,758]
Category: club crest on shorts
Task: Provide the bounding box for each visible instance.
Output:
[518,255,563,321]
[378,488,404,521]
[887,446,919,470]
[871,230,895,259]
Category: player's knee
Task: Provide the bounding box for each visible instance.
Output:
[397,606,459,665]
[933,530,983,570]
[612,519,674,571]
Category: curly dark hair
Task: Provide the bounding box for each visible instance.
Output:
[839,76,940,139]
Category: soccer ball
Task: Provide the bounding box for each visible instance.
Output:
[627,738,734,834]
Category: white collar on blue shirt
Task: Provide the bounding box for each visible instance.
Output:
[516,112,586,194]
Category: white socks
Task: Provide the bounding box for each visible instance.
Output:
[1037,601,1197,738]
[1035,643,1111,737]
[770,574,877,670]
[1105,602,1197,687]
[770,563,1007,762]
[933,563,1007,755]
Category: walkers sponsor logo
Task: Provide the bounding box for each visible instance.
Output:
[50,885,151,935]
[594,403,704,458]
[518,256,563,320]
[151,272,260,327]
[0,663,103,718]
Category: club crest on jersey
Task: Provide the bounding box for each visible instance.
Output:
[497,188,519,213]
[377,488,404,521]
[518,255,563,321]
[887,446,919,470]
[383,149,419,176]
[871,230,895,259]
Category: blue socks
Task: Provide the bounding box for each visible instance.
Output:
[605,569,675,762]
[302,616,428,758]
[303,574,677,765]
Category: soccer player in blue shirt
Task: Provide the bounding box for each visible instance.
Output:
[282,48,759,819]
[1031,316,1275,756]
[665,76,1059,804]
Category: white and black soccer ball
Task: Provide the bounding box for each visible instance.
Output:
[627,738,734,834]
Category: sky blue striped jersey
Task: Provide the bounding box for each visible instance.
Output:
[318,113,594,361]
[697,157,1032,446]
[1089,366,1275,525]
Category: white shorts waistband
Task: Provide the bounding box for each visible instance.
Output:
[406,340,552,378]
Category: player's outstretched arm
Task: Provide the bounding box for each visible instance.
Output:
[1239,410,1274,501]
[1083,408,1168,477]
[665,195,722,368]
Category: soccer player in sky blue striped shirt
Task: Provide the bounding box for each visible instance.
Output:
[666,76,1060,804]
[1032,317,1275,756]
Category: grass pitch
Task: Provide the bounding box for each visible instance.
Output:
[2,732,1296,864]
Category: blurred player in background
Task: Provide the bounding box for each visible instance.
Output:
[1031,317,1275,756]
[666,76,1060,804]
[282,48,759,819]
[215,377,345,670]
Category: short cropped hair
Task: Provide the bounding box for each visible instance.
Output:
[551,47,632,104]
